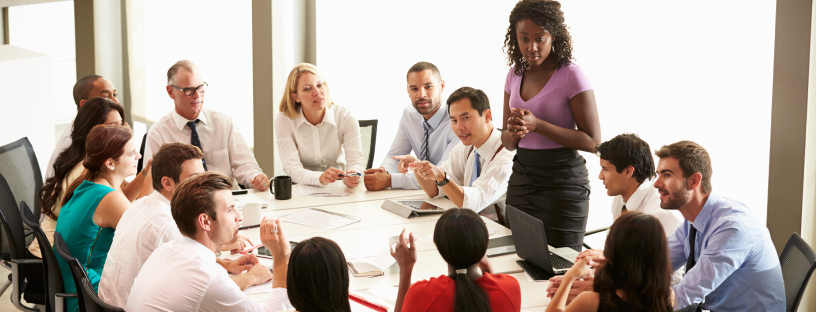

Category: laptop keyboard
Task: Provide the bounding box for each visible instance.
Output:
[549,251,573,269]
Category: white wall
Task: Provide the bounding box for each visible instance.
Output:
[0,46,54,176]
[318,0,776,231]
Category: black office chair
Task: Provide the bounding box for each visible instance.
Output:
[358,120,378,169]
[80,277,125,312]
[53,233,88,312]
[0,137,44,264]
[136,133,147,173]
[582,226,610,250]
[0,173,44,311]
[779,232,816,312]
[20,202,76,312]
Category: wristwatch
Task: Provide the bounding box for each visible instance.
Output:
[435,172,450,187]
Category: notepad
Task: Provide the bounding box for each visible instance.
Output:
[347,247,396,277]
[298,183,349,197]
[279,208,361,230]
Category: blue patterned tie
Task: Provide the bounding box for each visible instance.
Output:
[469,150,481,186]
[187,119,208,171]
[420,120,431,161]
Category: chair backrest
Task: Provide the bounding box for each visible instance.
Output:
[136,133,147,173]
[0,137,43,225]
[779,232,816,312]
[54,233,88,312]
[358,119,378,169]
[80,277,125,312]
[21,201,67,312]
[0,173,28,262]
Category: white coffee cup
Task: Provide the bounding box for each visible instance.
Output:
[242,203,262,227]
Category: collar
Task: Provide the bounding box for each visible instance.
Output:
[148,189,171,206]
[423,106,448,130]
[295,106,336,128]
[623,179,654,211]
[179,236,217,263]
[474,127,501,159]
[691,192,718,231]
[171,109,208,132]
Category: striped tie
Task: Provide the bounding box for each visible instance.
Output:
[187,119,208,171]
[420,120,431,161]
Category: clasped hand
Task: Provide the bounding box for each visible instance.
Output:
[506,108,538,138]
[319,167,360,187]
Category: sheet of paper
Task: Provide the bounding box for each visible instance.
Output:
[280,208,360,230]
[297,183,350,197]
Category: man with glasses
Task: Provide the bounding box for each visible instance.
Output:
[143,60,270,191]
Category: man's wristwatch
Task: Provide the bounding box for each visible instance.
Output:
[435,172,450,187]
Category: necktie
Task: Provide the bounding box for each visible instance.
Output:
[469,150,481,187]
[621,205,628,213]
[685,225,698,272]
[420,120,431,161]
[187,119,208,171]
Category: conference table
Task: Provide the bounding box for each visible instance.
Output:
[229,183,552,311]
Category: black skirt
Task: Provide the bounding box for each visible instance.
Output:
[506,147,590,252]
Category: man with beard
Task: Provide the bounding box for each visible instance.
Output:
[651,141,784,311]
[363,62,460,191]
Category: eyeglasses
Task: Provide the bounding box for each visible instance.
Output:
[171,82,208,96]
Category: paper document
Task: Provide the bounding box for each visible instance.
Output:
[356,286,399,307]
[280,208,360,230]
[347,247,396,277]
[298,183,350,197]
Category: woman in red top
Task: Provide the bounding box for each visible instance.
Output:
[392,208,521,312]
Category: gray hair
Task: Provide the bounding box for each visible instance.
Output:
[167,60,200,84]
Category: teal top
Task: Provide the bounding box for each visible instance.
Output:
[54,180,116,312]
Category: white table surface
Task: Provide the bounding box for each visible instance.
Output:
[230,186,552,310]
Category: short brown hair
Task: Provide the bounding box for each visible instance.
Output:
[72,75,103,108]
[171,172,233,237]
[654,141,712,194]
[151,143,204,192]
[406,61,442,82]
[167,60,200,84]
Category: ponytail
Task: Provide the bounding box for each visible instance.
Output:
[452,269,491,312]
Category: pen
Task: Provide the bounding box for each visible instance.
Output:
[338,172,363,177]
[238,224,260,230]
[311,208,361,220]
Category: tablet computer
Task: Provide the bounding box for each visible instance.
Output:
[393,200,446,213]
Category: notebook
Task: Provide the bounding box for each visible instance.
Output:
[347,247,396,277]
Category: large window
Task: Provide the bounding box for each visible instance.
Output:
[318,0,776,230]
[142,0,254,145]
[8,1,76,142]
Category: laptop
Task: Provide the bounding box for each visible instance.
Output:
[507,205,579,281]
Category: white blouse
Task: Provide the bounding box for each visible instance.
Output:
[274,105,365,186]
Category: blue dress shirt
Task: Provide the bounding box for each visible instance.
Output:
[669,193,785,311]
[380,106,460,189]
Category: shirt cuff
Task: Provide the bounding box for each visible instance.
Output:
[461,187,483,212]
[390,172,420,190]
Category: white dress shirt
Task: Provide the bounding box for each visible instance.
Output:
[435,128,515,213]
[610,179,683,236]
[126,236,280,311]
[144,109,264,187]
[380,106,460,190]
[99,190,181,308]
[46,125,73,179]
[275,105,365,186]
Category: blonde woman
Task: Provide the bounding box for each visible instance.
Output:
[275,63,365,187]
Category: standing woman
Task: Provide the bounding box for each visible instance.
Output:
[275,63,366,187]
[54,124,141,312]
[501,0,601,251]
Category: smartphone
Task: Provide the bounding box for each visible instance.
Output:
[257,242,299,258]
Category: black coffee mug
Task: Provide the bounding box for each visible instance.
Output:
[272,176,292,200]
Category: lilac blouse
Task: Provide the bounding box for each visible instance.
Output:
[504,63,593,150]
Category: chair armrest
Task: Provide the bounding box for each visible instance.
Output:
[9,259,42,265]
[55,292,77,298]
[585,226,609,236]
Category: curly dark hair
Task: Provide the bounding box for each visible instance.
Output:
[504,0,574,75]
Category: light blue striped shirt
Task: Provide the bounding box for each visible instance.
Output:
[380,106,459,189]
[670,193,785,311]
